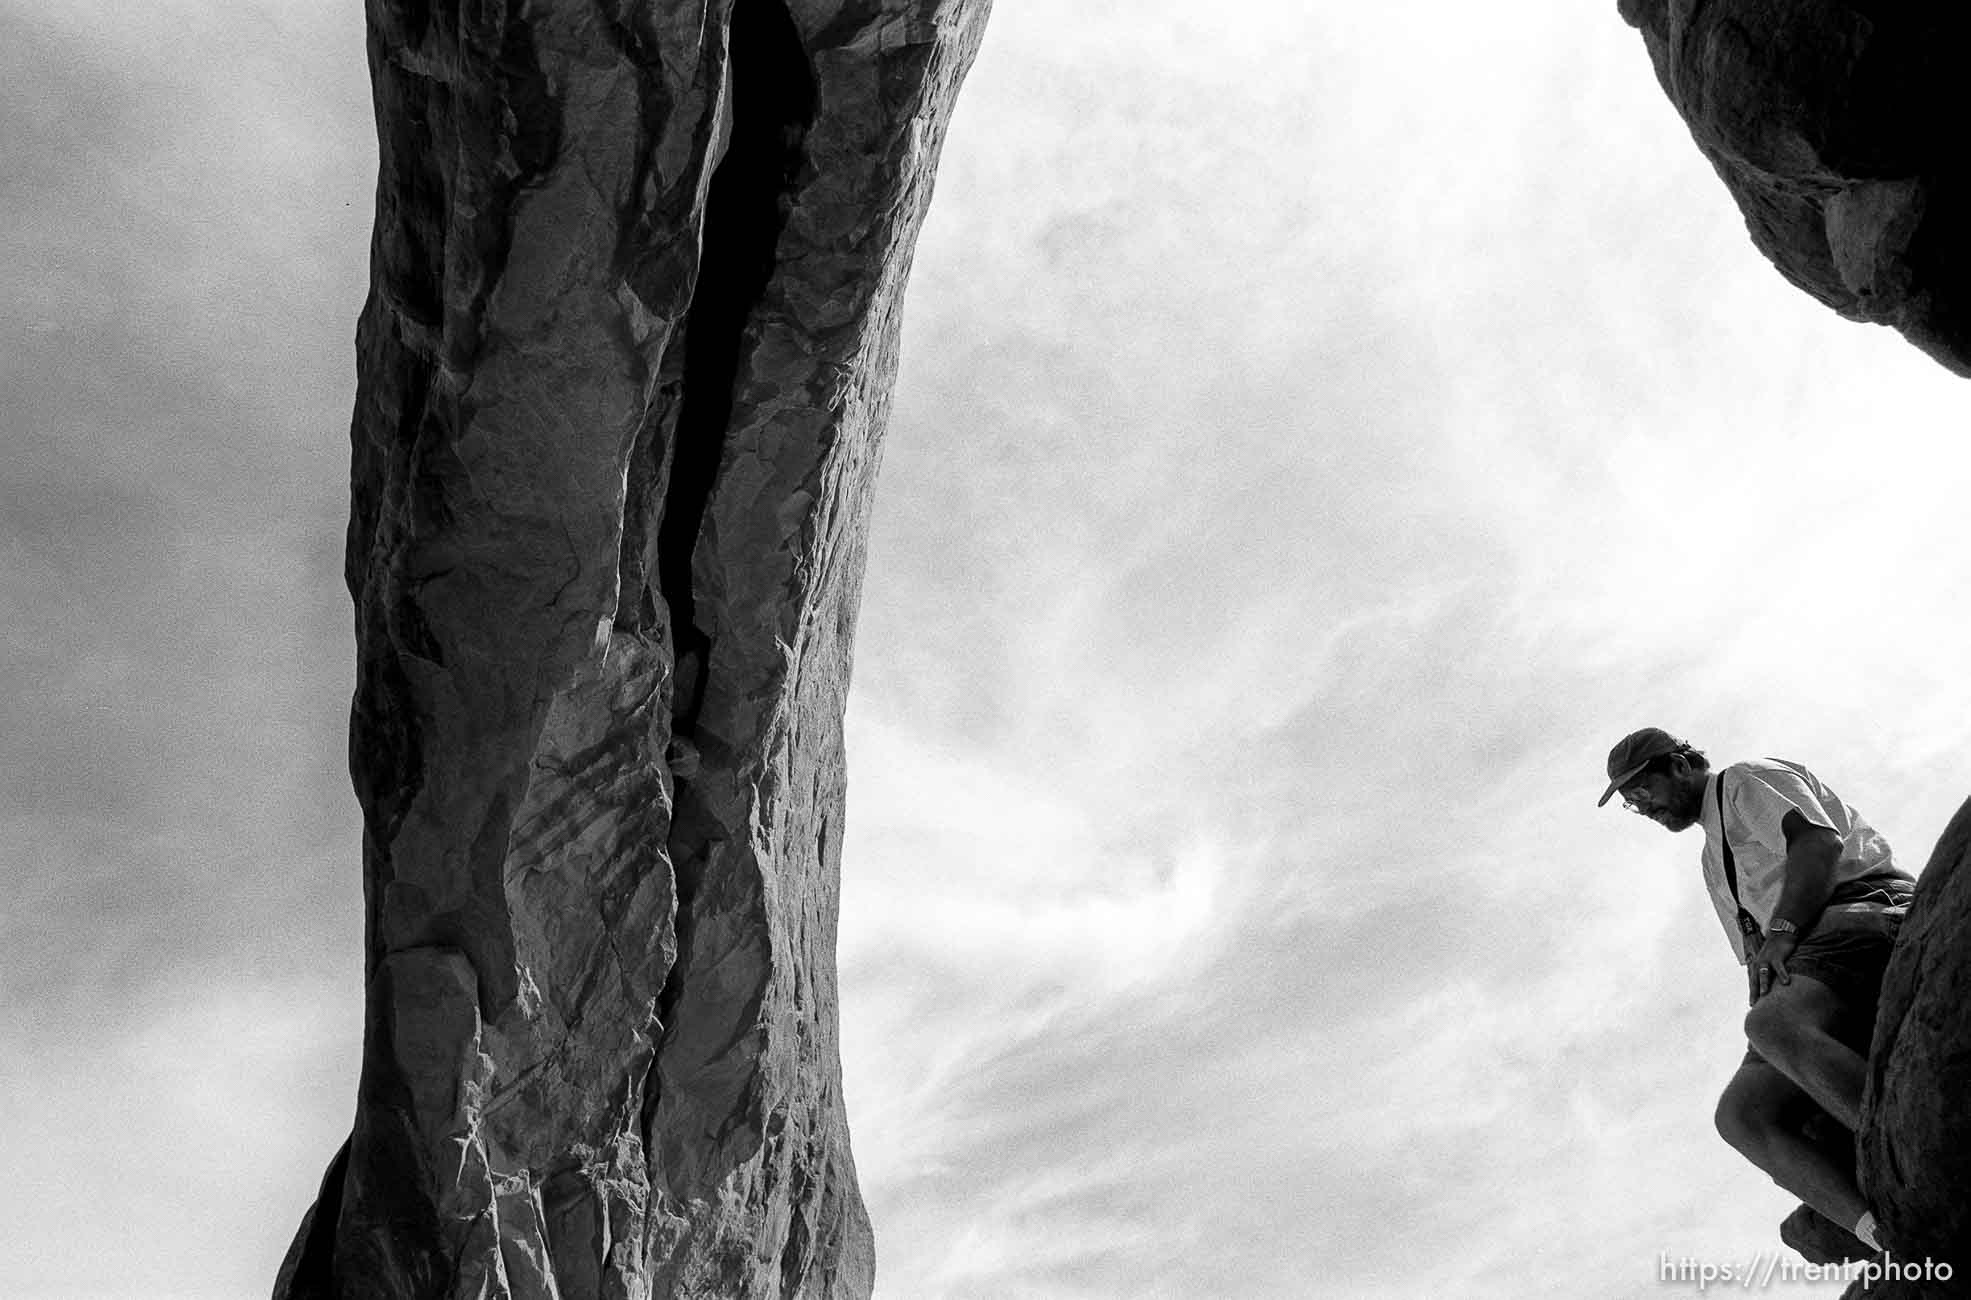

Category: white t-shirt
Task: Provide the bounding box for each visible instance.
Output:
[1698,758,1898,963]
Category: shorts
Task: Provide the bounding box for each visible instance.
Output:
[1741,904,1903,1066]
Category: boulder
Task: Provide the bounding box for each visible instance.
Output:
[1841,798,1971,1299]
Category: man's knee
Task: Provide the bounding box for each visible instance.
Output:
[1715,1087,1776,1157]
[1743,996,1824,1065]
[1744,1000,1792,1061]
[1715,1060,1806,1160]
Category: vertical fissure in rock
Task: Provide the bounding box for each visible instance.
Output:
[776,1158,815,1295]
[643,0,817,1152]
[656,0,816,737]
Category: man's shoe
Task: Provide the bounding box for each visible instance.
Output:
[1779,1204,1874,1264]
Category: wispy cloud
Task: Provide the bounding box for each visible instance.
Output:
[836,4,1971,1297]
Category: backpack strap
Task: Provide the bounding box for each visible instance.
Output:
[1716,773,1761,938]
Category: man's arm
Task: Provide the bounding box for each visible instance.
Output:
[1753,809,1843,999]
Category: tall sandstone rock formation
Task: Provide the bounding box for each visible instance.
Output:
[275,2,989,1296]
[1619,0,1971,374]
[1621,6,1971,1295]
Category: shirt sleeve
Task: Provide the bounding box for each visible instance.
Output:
[1726,764,1837,853]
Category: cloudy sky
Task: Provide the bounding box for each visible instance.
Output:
[5,2,1969,1298]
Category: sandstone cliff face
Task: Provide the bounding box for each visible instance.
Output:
[275,3,988,1296]
[1619,0,1971,374]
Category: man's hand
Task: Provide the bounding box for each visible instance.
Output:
[1748,809,1836,1004]
[1747,932,1799,1004]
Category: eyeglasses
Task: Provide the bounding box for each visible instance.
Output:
[1620,788,1654,815]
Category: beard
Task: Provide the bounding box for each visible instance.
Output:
[1652,803,1700,832]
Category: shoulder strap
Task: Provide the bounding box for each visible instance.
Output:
[1716,773,1760,937]
[1716,774,1740,902]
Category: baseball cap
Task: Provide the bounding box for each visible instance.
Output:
[1597,726,1684,807]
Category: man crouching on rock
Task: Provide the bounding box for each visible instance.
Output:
[1599,727,1915,1254]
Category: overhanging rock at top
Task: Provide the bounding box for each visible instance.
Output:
[1620,0,1971,375]
[274,1,990,1296]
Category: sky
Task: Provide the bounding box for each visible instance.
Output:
[4,2,1969,1298]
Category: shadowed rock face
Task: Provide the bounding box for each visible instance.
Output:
[274,2,989,1296]
[1846,802,1971,1299]
[1618,0,1971,374]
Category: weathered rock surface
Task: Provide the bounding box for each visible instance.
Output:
[275,2,988,1296]
[1618,0,1971,374]
[1841,798,1971,1299]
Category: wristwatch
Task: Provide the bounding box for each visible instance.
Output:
[1768,918,1800,935]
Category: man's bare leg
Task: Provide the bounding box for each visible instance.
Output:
[1715,1060,1869,1232]
[1744,975,1868,1132]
